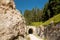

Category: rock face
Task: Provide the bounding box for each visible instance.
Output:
[36,25,45,39]
[44,23,60,40]
[0,0,26,40]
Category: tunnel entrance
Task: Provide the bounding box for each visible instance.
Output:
[28,28,33,34]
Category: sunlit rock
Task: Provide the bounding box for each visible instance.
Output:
[0,0,26,40]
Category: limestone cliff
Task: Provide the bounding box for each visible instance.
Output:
[0,0,26,40]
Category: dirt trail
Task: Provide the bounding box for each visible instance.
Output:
[28,34,43,40]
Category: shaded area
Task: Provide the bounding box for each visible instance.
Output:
[28,28,33,34]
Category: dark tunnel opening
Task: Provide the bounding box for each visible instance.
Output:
[28,28,33,34]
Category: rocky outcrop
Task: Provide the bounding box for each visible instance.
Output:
[44,23,60,40]
[36,25,45,39]
[36,22,60,40]
[0,0,26,40]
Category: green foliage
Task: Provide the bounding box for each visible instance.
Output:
[42,0,60,25]
[24,10,32,25]
[43,0,60,21]
[24,8,44,25]
[42,14,60,25]
[29,14,60,26]
[24,0,60,26]
[31,22,43,26]
[49,0,60,14]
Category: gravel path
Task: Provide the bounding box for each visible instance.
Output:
[28,34,43,40]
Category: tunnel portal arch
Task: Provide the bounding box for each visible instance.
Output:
[28,28,33,34]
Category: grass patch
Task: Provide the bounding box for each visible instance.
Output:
[42,14,60,25]
[31,22,43,26]
[30,14,60,26]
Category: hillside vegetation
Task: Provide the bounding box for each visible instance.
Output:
[31,14,60,26]
[31,22,43,26]
[42,14,60,25]
[24,0,60,26]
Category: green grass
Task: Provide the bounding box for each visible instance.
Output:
[31,14,60,26]
[31,22,43,26]
[42,14,60,25]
